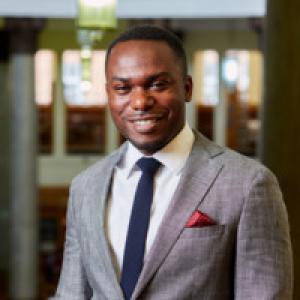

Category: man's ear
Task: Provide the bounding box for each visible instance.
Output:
[185,75,193,103]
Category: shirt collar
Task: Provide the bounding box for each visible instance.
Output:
[121,122,195,178]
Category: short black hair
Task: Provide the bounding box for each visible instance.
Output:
[105,24,187,76]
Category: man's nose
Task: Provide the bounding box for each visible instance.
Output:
[130,88,154,111]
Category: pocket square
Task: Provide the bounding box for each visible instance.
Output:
[185,210,216,228]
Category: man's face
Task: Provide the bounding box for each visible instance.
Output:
[106,40,192,155]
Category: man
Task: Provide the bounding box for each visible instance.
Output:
[53,25,293,299]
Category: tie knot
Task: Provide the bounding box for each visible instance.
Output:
[136,157,161,175]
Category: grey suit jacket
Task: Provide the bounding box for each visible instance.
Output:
[52,131,293,300]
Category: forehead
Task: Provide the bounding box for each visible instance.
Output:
[106,40,181,77]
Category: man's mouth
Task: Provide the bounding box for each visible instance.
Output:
[134,119,157,126]
[128,114,165,132]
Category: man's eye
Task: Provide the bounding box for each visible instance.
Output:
[150,81,168,90]
[114,86,130,93]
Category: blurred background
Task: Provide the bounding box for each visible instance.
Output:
[0,0,299,299]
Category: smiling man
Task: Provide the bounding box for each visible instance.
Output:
[53,25,293,300]
[106,38,192,154]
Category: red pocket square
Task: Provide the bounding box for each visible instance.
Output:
[185,210,216,228]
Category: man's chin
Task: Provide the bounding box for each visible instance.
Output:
[129,139,167,155]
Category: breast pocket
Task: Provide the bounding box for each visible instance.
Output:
[162,224,230,280]
[179,224,225,239]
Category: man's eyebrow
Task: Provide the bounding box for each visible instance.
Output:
[111,77,129,82]
[147,72,171,81]
[110,72,171,83]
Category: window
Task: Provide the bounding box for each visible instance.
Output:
[223,50,263,156]
[62,50,107,154]
[193,49,263,156]
[35,49,56,154]
[194,50,219,106]
[193,50,219,139]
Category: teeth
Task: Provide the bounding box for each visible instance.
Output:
[135,120,156,126]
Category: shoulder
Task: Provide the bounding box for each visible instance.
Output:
[193,130,277,188]
[70,146,124,193]
[220,147,278,192]
[192,132,285,226]
[219,146,267,174]
[65,146,125,213]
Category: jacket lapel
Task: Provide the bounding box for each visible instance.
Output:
[84,144,128,299]
[132,132,224,299]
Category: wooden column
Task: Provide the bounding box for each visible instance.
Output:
[260,0,300,297]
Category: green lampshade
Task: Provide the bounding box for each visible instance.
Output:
[78,0,117,29]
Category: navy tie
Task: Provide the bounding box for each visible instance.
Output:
[120,157,161,300]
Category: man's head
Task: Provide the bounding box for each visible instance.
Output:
[105,25,188,77]
[106,25,193,155]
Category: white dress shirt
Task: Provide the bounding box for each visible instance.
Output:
[105,123,195,278]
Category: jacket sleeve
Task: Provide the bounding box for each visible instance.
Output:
[50,182,92,300]
[235,168,293,299]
